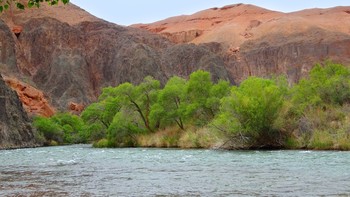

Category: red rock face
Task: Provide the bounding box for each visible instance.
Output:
[68,102,84,114]
[132,4,350,47]
[3,76,55,117]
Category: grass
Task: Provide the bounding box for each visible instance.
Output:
[178,127,224,149]
[136,126,225,149]
[308,130,334,150]
[286,104,350,150]
[93,138,110,148]
[137,126,182,148]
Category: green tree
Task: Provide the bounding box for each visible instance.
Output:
[91,77,161,146]
[186,70,214,125]
[186,70,230,126]
[33,116,64,144]
[151,76,188,129]
[107,110,144,147]
[206,79,230,115]
[292,62,350,112]
[213,77,288,148]
[133,76,161,131]
[51,113,86,143]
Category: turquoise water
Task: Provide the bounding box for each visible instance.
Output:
[0,145,350,196]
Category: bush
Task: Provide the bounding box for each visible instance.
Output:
[292,62,350,113]
[33,117,64,144]
[137,126,182,147]
[308,130,334,150]
[33,113,88,145]
[178,127,223,149]
[213,77,289,148]
[93,138,110,148]
[107,111,145,147]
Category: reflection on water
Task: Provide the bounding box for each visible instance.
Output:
[1,145,350,196]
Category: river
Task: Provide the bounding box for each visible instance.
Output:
[0,145,349,196]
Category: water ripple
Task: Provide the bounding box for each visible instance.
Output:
[0,145,350,196]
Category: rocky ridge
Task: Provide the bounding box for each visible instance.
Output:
[134,4,350,83]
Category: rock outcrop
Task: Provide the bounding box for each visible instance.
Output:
[3,76,55,117]
[0,74,39,149]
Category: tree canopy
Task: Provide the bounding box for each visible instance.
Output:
[0,0,69,12]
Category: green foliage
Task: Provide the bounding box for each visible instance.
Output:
[0,0,69,13]
[292,62,350,113]
[308,130,334,150]
[51,113,86,143]
[35,62,347,150]
[33,113,88,145]
[206,80,230,115]
[93,138,110,148]
[107,111,144,147]
[214,77,288,148]
[151,76,188,129]
[33,116,64,144]
[186,70,214,123]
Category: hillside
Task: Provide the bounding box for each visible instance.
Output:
[0,2,349,117]
[133,4,350,46]
[0,2,232,115]
[133,4,350,82]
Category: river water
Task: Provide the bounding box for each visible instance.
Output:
[0,145,350,196]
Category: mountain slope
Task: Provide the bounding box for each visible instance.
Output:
[133,4,350,82]
[0,3,232,112]
[133,4,350,46]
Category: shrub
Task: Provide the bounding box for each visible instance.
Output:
[178,127,223,149]
[93,139,110,148]
[213,77,289,148]
[308,130,334,150]
[33,117,64,144]
[137,126,182,148]
[292,62,350,113]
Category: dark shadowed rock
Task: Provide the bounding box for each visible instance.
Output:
[224,28,350,83]
[0,74,39,149]
[6,18,232,110]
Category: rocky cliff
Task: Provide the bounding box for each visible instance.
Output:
[0,4,232,112]
[134,4,350,83]
[0,3,349,114]
[0,74,39,149]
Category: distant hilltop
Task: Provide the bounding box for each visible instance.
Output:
[132,3,350,46]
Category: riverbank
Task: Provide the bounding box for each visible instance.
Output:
[92,120,350,151]
[0,143,42,150]
[33,62,350,151]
